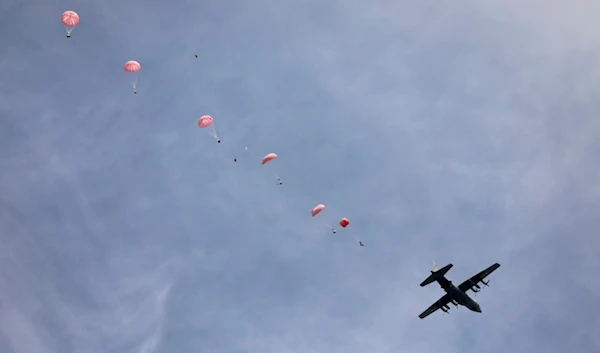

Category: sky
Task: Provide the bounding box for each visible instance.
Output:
[1,0,599,352]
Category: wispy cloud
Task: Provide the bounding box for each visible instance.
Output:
[1,0,599,353]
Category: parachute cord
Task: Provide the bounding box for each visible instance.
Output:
[204,129,217,140]
[324,221,335,231]
[350,230,361,242]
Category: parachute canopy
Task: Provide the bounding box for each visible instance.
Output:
[262,153,277,165]
[61,11,79,27]
[311,204,325,217]
[124,60,141,73]
[198,115,213,128]
[340,218,350,228]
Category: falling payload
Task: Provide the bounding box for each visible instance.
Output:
[124,60,141,94]
[311,204,336,233]
[262,153,282,185]
[61,11,79,38]
[197,115,220,143]
[339,217,364,246]
[233,146,248,163]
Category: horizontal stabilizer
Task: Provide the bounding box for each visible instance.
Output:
[420,263,453,287]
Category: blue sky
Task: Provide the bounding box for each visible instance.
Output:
[1,1,599,352]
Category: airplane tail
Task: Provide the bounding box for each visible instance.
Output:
[420,262,453,287]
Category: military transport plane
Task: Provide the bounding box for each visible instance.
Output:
[418,262,501,319]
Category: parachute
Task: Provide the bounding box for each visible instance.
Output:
[262,153,282,185]
[261,153,277,165]
[339,217,350,228]
[61,11,79,38]
[311,204,335,233]
[197,115,220,143]
[49,8,373,252]
[124,60,141,94]
[311,204,325,217]
[338,217,364,246]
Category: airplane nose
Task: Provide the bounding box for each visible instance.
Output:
[475,303,482,313]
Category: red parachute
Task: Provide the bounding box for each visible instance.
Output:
[339,218,350,228]
[197,115,220,143]
[198,115,213,128]
[338,217,364,247]
[124,60,141,94]
[61,11,79,38]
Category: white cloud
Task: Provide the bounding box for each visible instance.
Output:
[1,1,599,353]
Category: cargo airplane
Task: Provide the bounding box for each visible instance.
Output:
[418,262,500,319]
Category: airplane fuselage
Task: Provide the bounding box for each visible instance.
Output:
[437,277,481,313]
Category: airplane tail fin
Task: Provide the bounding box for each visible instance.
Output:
[420,262,453,287]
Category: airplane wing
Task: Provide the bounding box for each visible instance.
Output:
[458,263,501,293]
[418,293,452,319]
